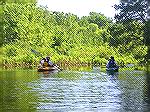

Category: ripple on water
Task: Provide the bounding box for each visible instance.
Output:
[26,70,150,111]
[28,72,122,111]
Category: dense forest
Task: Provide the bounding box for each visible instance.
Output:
[0,0,149,68]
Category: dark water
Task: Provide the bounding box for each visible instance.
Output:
[0,67,150,112]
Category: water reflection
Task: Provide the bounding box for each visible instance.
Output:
[38,69,60,78]
[144,70,150,111]
[1,68,150,111]
[0,70,39,111]
[117,70,146,111]
[28,70,123,111]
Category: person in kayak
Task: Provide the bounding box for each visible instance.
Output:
[46,56,54,67]
[106,56,117,68]
[40,57,53,67]
[38,58,48,67]
[40,58,46,65]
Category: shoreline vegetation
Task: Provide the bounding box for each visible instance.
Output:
[0,3,149,69]
[1,61,148,71]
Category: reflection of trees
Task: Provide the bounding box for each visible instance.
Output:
[0,70,39,111]
[118,71,146,111]
[0,71,18,110]
[144,67,150,107]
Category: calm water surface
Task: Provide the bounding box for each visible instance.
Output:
[0,67,150,112]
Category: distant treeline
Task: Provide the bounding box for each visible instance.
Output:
[0,3,148,67]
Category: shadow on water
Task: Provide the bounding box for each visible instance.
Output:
[144,65,150,111]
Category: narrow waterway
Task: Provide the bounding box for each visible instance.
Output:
[0,67,150,111]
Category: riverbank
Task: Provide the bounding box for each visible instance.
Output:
[1,61,148,72]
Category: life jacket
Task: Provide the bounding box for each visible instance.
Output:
[43,61,48,67]
[108,60,116,68]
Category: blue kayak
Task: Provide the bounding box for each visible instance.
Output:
[106,66,119,72]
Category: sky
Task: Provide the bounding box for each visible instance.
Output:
[37,0,120,18]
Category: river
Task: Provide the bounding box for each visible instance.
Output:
[0,66,150,112]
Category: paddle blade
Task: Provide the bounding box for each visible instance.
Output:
[31,49,43,57]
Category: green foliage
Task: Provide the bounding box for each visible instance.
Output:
[115,0,150,61]
[1,0,37,4]
[1,3,148,67]
[86,12,112,28]
[108,21,144,47]
[114,0,148,22]
[144,20,150,46]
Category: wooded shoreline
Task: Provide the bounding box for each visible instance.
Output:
[1,2,149,67]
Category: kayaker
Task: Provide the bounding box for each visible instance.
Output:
[43,58,49,67]
[46,56,54,67]
[40,58,46,65]
[106,56,117,68]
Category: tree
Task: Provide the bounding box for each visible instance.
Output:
[120,0,150,19]
[81,12,112,28]
[0,0,37,47]
[1,0,37,4]
[114,0,150,62]
[0,5,3,47]
[114,0,148,22]
[1,1,147,65]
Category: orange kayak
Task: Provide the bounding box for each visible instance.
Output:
[38,66,59,72]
